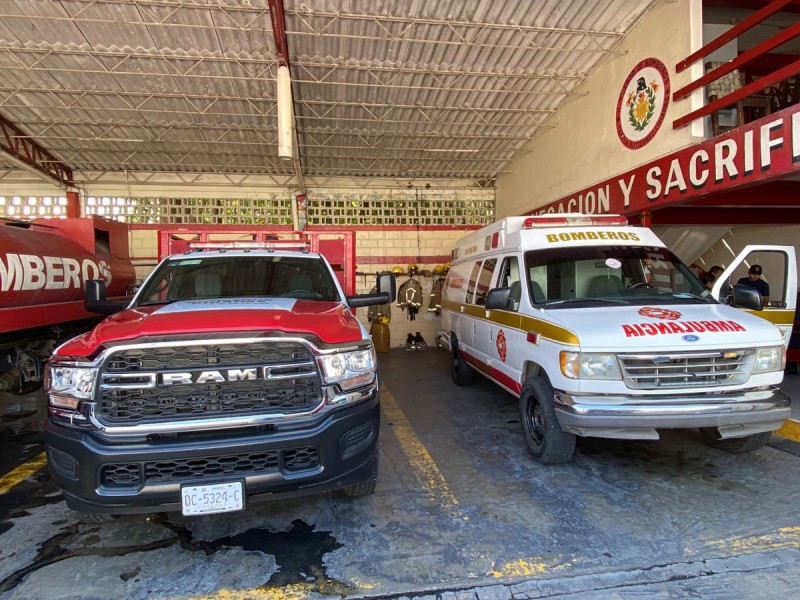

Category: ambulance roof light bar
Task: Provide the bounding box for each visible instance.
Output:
[188,240,310,252]
[522,214,628,228]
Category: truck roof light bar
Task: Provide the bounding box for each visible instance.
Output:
[188,241,310,251]
[523,214,628,228]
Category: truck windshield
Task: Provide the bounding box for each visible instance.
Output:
[524,245,714,307]
[136,255,340,305]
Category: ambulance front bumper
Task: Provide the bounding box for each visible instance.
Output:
[553,386,790,440]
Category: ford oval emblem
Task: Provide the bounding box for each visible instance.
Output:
[682,334,699,342]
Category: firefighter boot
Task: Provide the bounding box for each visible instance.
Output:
[405,333,415,351]
[413,332,427,350]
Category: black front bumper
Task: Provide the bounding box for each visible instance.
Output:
[45,394,379,515]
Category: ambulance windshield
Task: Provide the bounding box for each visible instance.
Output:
[524,246,714,307]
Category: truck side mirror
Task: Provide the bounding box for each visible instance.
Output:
[377,272,396,304]
[346,273,397,308]
[85,279,126,314]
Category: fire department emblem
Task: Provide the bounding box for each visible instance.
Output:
[616,58,670,149]
[496,329,507,362]
[638,307,681,320]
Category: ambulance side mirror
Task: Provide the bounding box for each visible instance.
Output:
[485,287,512,310]
[729,284,763,311]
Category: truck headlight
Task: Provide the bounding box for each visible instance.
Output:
[752,346,785,374]
[319,348,376,391]
[560,351,622,380]
[45,365,96,409]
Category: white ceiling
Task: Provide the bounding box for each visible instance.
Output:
[0,0,662,188]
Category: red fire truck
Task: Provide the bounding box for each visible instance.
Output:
[0,216,135,393]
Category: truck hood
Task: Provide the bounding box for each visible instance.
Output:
[59,298,366,357]
[544,302,783,351]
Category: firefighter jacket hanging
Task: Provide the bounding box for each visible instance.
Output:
[397,277,423,321]
[428,277,445,314]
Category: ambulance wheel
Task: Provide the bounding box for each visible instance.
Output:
[520,376,575,464]
[451,344,475,386]
[698,429,771,454]
[340,448,379,497]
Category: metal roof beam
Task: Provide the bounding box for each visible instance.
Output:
[268,0,304,194]
[0,3,271,31]
[291,60,588,81]
[0,112,73,187]
[288,9,626,38]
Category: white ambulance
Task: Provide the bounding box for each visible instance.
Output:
[440,214,796,464]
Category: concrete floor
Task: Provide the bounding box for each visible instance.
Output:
[1,350,799,599]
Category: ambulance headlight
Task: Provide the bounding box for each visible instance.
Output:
[319,348,376,390]
[560,351,622,380]
[752,346,784,374]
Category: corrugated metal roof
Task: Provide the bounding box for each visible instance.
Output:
[0,0,658,186]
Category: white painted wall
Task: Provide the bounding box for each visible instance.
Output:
[496,0,699,217]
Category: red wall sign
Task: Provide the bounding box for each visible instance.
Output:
[533,102,800,216]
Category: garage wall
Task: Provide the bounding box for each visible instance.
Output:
[1,174,492,349]
[115,180,493,349]
[495,0,699,217]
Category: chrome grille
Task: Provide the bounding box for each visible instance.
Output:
[618,350,754,390]
[105,342,308,370]
[96,341,322,425]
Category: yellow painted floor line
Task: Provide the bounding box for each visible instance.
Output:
[380,385,461,513]
[700,525,800,556]
[775,418,800,443]
[0,452,47,495]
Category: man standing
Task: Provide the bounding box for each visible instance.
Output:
[737,264,770,305]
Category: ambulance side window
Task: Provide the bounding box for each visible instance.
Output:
[466,261,482,304]
[498,257,523,309]
[498,257,520,288]
[443,261,471,303]
[472,258,497,306]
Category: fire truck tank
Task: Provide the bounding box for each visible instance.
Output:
[0,221,134,314]
[0,216,135,392]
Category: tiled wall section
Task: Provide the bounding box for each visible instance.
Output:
[352,228,471,350]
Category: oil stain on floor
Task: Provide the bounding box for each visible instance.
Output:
[0,510,353,597]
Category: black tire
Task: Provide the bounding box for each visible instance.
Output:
[451,343,475,386]
[519,376,576,465]
[340,449,379,498]
[699,428,771,454]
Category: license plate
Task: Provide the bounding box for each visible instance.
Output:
[181,481,243,516]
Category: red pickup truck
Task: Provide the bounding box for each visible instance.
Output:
[43,243,394,519]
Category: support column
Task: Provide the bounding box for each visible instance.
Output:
[65,189,81,218]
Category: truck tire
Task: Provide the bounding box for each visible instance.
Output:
[340,449,379,497]
[699,428,771,454]
[519,376,575,464]
[451,341,475,386]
